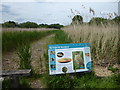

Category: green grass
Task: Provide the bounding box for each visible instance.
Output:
[17,43,31,69]
[108,66,119,73]
[44,72,120,88]
[2,30,56,53]
[54,30,72,44]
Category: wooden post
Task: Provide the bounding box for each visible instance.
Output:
[10,76,19,88]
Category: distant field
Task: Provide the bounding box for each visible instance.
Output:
[2,28,60,32]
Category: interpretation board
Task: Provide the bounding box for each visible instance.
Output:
[48,43,92,75]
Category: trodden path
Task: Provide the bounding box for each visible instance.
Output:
[30,34,55,74]
[2,34,55,88]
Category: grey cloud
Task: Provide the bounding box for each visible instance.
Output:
[1,4,18,16]
[15,18,25,22]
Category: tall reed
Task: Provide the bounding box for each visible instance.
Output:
[64,24,119,65]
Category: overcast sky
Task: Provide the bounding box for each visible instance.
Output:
[1,0,119,2]
[1,0,119,25]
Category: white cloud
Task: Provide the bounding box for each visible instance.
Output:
[1,0,119,2]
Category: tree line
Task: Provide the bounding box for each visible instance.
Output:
[1,15,120,29]
[71,15,120,25]
[1,21,64,29]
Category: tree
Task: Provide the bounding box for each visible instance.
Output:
[19,21,38,28]
[71,15,83,25]
[112,16,120,24]
[48,24,64,29]
[89,17,109,25]
[2,21,18,28]
[39,24,49,28]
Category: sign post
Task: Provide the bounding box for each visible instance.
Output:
[48,43,92,75]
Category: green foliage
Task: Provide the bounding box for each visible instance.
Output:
[2,21,64,29]
[17,43,31,69]
[19,21,38,28]
[2,30,55,52]
[45,72,120,88]
[71,15,83,25]
[54,30,72,44]
[89,16,120,25]
[108,66,119,73]
[39,24,49,28]
[39,24,64,29]
[112,16,120,24]
[2,21,18,28]
[19,77,31,88]
[89,17,109,25]
[46,74,78,88]
[2,78,11,89]
[48,24,64,29]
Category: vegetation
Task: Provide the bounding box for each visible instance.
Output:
[89,17,110,25]
[64,23,119,65]
[2,21,64,29]
[43,30,120,88]
[2,30,55,53]
[47,24,64,29]
[19,22,38,28]
[44,72,120,88]
[108,66,119,73]
[17,43,31,69]
[2,21,18,28]
[71,15,83,25]
[112,16,120,24]
[2,14,120,88]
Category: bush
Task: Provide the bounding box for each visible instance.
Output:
[112,16,120,24]
[2,21,18,28]
[48,24,64,29]
[19,21,38,28]
[71,15,83,25]
[89,17,109,25]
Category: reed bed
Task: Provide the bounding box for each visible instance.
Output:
[64,24,119,65]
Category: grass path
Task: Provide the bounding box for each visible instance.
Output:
[30,34,55,74]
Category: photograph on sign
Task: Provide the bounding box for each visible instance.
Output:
[48,43,92,75]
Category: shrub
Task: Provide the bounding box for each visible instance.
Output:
[19,21,38,28]
[71,15,83,25]
[2,21,18,28]
[89,17,109,25]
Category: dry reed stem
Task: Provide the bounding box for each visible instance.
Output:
[64,24,118,65]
